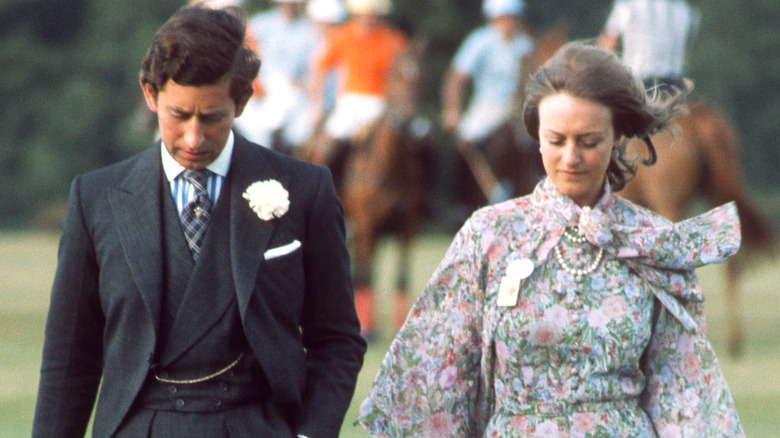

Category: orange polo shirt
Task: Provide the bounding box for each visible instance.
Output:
[314,20,408,96]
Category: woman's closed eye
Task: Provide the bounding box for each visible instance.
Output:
[579,135,604,148]
[543,134,565,146]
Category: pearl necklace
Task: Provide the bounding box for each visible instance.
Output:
[562,227,587,243]
[554,227,604,277]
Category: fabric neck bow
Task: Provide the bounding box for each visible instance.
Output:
[528,178,741,330]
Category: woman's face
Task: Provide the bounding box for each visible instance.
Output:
[538,92,615,207]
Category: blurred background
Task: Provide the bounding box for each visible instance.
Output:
[1,0,778,436]
[1,0,778,227]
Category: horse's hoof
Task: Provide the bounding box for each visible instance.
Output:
[727,338,744,358]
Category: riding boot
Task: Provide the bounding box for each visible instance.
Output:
[353,286,375,340]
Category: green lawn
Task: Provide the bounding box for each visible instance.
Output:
[2,231,778,437]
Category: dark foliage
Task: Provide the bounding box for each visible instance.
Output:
[0,0,777,226]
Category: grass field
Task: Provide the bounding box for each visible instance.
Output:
[2,230,778,437]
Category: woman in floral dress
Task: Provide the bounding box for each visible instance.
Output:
[358,42,744,437]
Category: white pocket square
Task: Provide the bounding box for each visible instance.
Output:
[264,239,301,260]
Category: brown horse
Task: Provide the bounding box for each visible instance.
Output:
[302,38,432,338]
[620,96,776,356]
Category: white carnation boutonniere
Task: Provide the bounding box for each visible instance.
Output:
[243,179,290,221]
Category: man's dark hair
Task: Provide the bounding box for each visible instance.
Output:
[140,4,260,106]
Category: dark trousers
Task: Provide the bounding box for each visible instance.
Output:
[115,402,293,437]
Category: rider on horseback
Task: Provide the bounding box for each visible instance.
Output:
[233,0,319,151]
[598,0,700,95]
[281,0,349,150]
[306,0,408,338]
[306,0,408,181]
[441,0,534,209]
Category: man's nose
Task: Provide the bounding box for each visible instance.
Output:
[183,119,205,148]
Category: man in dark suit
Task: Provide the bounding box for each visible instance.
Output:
[32,5,365,438]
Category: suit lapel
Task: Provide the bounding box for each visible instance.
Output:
[228,137,290,319]
[108,147,164,337]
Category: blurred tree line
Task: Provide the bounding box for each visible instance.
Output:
[1,0,777,226]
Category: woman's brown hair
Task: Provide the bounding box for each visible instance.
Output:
[522,42,690,190]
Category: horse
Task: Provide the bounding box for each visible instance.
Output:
[300,37,433,338]
[621,96,777,356]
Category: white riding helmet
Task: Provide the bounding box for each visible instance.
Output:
[345,0,392,16]
[307,0,348,23]
[482,0,525,19]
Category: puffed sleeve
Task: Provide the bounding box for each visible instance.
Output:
[638,202,745,436]
[359,219,488,437]
[640,280,744,437]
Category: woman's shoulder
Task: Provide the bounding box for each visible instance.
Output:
[461,195,540,238]
[471,195,535,219]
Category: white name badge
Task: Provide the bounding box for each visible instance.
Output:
[497,275,522,307]
[497,258,535,307]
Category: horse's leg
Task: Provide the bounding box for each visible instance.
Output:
[456,139,501,203]
[725,256,744,357]
[352,223,377,339]
[488,124,524,199]
[683,103,772,357]
[392,232,413,331]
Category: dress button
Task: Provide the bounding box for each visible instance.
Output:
[168,385,177,394]
[175,399,185,409]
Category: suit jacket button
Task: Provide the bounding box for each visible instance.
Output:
[168,385,177,394]
[214,400,223,407]
[175,399,185,409]
[221,383,229,392]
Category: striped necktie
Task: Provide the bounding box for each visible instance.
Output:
[179,169,213,260]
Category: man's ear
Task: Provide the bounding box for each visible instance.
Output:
[140,80,159,113]
[234,92,251,118]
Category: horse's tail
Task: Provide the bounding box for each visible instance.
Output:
[686,97,777,253]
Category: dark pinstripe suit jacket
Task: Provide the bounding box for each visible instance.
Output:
[32,134,366,438]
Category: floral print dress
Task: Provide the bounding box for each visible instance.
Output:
[359,178,744,437]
